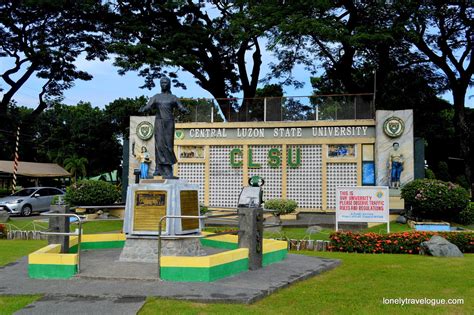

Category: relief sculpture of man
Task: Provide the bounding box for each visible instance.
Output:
[389,142,404,188]
[139,77,189,178]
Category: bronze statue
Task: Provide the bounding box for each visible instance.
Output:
[139,77,189,178]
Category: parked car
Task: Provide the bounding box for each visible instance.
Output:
[0,187,65,216]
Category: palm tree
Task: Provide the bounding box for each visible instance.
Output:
[63,155,88,183]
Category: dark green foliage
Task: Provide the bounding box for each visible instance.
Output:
[457,203,474,226]
[110,1,268,120]
[264,199,297,216]
[65,180,120,206]
[401,179,470,222]
[0,188,11,197]
[104,96,148,139]
[34,102,121,177]
[425,168,436,179]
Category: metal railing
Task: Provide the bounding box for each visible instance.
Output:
[39,212,83,272]
[176,94,375,123]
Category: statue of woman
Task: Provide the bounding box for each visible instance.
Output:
[133,145,151,179]
[139,77,189,178]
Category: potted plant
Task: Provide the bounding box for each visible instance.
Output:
[264,198,298,232]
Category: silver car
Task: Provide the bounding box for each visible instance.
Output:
[0,187,65,216]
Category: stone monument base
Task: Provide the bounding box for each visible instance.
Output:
[119,236,206,263]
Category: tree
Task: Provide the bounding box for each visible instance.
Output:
[110,1,267,120]
[64,155,88,183]
[399,2,474,183]
[0,0,110,124]
[34,102,122,176]
[104,96,148,140]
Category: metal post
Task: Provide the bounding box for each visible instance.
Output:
[39,212,83,272]
[263,97,267,122]
[11,126,20,194]
[211,100,214,123]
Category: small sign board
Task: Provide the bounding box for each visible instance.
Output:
[336,186,390,233]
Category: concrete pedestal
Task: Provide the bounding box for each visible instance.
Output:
[119,237,206,263]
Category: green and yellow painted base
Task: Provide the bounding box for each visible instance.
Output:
[161,248,249,282]
[69,234,126,253]
[201,233,288,267]
[28,233,126,279]
[28,244,78,279]
[28,232,287,282]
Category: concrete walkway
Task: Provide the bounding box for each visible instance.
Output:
[0,250,340,314]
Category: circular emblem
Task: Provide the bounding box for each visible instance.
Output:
[376,191,384,199]
[136,121,154,141]
[383,116,405,138]
[249,176,265,187]
[175,130,185,140]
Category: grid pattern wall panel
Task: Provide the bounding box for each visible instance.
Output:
[327,163,358,209]
[209,146,243,208]
[286,145,323,208]
[248,145,282,200]
[177,163,205,204]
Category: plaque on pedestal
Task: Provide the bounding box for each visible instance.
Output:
[123,179,201,236]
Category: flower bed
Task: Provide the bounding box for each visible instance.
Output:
[329,231,474,254]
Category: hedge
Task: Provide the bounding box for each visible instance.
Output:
[65,180,121,206]
[401,179,469,222]
[329,231,474,254]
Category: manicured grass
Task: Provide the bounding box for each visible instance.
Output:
[362,222,413,234]
[4,218,123,234]
[264,227,333,241]
[0,240,46,315]
[0,239,46,266]
[0,295,41,315]
[139,252,474,315]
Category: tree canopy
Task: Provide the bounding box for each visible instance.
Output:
[0,0,111,124]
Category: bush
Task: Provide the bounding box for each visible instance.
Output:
[457,202,474,225]
[329,231,474,254]
[425,168,436,179]
[264,199,298,215]
[65,180,120,206]
[0,188,11,197]
[401,179,469,222]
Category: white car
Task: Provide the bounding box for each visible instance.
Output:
[0,187,65,216]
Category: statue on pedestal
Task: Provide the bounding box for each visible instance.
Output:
[139,77,189,178]
[133,144,151,179]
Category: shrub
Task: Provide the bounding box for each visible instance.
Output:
[457,202,474,225]
[425,168,436,179]
[401,179,469,221]
[65,180,120,206]
[329,231,474,254]
[0,188,11,197]
[264,199,298,216]
[200,204,209,215]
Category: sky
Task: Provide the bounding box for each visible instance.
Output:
[3,46,473,111]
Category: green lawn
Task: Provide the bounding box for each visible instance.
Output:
[0,295,42,315]
[0,239,473,314]
[0,240,46,314]
[4,218,123,234]
[140,252,474,315]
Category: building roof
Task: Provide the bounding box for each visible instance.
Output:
[0,160,70,178]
